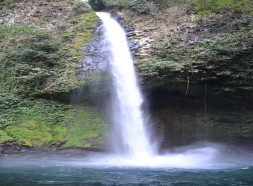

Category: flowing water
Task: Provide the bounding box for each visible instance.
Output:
[0,152,253,186]
[96,12,154,159]
[1,167,253,186]
[1,12,253,185]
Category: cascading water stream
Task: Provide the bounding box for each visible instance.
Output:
[96,12,155,159]
[91,12,253,168]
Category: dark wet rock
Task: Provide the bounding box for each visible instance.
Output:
[79,21,109,77]
[105,11,142,56]
[0,141,28,154]
[0,143,105,156]
[79,11,141,77]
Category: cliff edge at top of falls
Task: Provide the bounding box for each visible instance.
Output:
[101,0,253,99]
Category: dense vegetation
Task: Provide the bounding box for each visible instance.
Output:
[0,3,98,95]
[194,0,253,14]
[90,0,253,14]
[0,94,105,148]
[0,0,105,150]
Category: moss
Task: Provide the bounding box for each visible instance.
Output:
[194,0,253,15]
[43,11,99,94]
[0,130,13,143]
[5,120,52,147]
[68,11,98,63]
[0,0,105,149]
[0,94,105,148]
[63,106,105,148]
[51,126,68,146]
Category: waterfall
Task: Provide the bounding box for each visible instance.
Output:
[96,12,155,159]
[94,13,221,168]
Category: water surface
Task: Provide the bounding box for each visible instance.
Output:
[1,164,252,186]
[1,145,253,186]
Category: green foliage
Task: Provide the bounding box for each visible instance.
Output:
[8,29,59,66]
[103,0,188,12]
[88,0,105,11]
[0,0,105,149]
[0,25,36,37]
[4,0,16,5]
[0,94,105,147]
[145,60,185,78]
[195,31,253,81]
[73,0,90,14]
[130,0,158,14]
[63,106,105,148]
[103,0,158,14]
[0,98,67,128]
[194,0,253,14]
[0,24,61,94]
[103,0,129,7]
[62,32,74,40]
[44,11,100,94]
[0,97,67,146]
[5,121,53,147]
[0,93,24,110]
[0,130,13,142]
[0,9,98,95]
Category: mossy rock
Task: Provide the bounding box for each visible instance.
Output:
[0,94,105,148]
[0,130,13,143]
[63,106,105,148]
[0,1,100,96]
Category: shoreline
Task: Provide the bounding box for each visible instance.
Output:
[0,142,105,157]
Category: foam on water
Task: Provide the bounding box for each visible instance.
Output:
[1,143,252,169]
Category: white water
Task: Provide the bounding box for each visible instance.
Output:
[96,12,154,159]
[93,12,253,169]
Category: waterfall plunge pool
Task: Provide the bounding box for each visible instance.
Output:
[1,143,253,186]
[1,166,253,186]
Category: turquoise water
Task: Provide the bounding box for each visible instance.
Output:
[1,145,253,186]
[0,153,253,186]
[0,166,253,186]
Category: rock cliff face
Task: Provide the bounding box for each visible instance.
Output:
[114,8,253,96]
[106,4,253,147]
